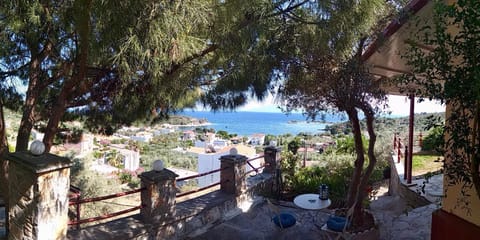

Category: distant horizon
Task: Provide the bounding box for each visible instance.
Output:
[189,94,445,117]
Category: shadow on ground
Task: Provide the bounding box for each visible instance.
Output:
[190,199,334,240]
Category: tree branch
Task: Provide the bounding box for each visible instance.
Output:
[267,0,310,18]
[165,44,217,75]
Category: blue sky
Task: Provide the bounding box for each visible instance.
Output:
[237,94,445,116]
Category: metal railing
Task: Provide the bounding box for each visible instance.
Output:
[68,187,145,229]
[176,167,227,198]
[175,154,265,198]
[393,132,424,161]
[245,155,265,175]
[68,154,265,229]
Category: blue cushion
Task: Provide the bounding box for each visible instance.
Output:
[327,216,348,232]
[272,213,296,228]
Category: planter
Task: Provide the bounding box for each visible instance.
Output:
[383,166,391,179]
[322,209,379,240]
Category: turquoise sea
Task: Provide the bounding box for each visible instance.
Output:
[178,111,345,136]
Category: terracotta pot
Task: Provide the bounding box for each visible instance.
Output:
[324,209,379,240]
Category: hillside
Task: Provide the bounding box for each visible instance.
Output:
[325,112,445,138]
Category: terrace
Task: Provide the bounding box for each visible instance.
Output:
[2,0,480,238]
[0,139,442,240]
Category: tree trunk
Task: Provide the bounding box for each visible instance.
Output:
[42,100,68,152]
[16,57,41,151]
[470,102,480,200]
[346,107,366,209]
[353,106,378,225]
[0,100,9,182]
[0,100,10,232]
[43,1,91,152]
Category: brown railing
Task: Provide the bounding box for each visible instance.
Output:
[175,154,264,198]
[176,167,227,198]
[393,132,424,160]
[68,186,81,229]
[245,155,265,175]
[68,154,265,229]
[68,187,145,229]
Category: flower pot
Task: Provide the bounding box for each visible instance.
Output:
[323,209,379,240]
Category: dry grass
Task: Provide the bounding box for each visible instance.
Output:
[412,153,443,177]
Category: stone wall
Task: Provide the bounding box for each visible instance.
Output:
[8,152,71,240]
[389,156,430,208]
[67,148,280,240]
[67,174,274,240]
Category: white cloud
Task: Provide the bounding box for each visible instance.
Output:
[385,95,445,116]
[238,94,445,116]
[237,93,281,112]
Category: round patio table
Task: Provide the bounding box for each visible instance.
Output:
[293,193,331,210]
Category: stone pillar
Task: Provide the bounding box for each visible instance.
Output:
[263,146,282,174]
[219,153,247,196]
[139,168,178,223]
[7,151,71,240]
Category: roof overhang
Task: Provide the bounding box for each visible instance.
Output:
[362,0,435,95]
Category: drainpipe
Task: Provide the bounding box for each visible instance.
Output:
[407,94,415,184]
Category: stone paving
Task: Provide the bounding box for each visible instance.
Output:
[0,173,443,240]
[189,199,334,240]
[370,193,440,240]
[192,183,441,240]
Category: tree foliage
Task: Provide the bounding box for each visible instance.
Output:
[271,0,400,227]
[0,0,409,226]
[0,0,216,152]
[401,0,480,202]
[421,126,444,154]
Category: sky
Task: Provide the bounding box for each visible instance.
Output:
[237,94,445,116]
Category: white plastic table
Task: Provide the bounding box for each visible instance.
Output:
[293,193,331,227]
[293,193,331,210]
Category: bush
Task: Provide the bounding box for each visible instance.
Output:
[335,135,367,154]
[287,138,301,154]
[281,151,301,188]
[289,156,354,203]
[117,169,141,188]
[421,126,444,153]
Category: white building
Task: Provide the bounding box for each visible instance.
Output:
[108,144,140,171]
[130,131,153,143]
[188,145,260,187]
[31,130,44,141]
[182,130,196,141]
[80,133,94,154]
[194,134,229,149]
[248,133,265,146]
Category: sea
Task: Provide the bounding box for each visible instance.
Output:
[177,111,346,136]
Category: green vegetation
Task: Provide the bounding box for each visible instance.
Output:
[421,126,444,154]
[69,154,131,223]
[281,145,390,205]
[402,0,480,202]
[139,133,198,171]
[412,154,440,169]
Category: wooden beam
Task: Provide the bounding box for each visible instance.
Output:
[407,94,415,184]
[404,39,435,52]
[370,72,390,78]
[372,65,412,75]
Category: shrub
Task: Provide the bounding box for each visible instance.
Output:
[289,157,354,203]
[281,151,301,189]
[335,135,367,154]
[287,138,301,154]
[106,150,124,168]
[421,126,444,153]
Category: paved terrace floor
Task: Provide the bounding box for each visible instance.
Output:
[191,184,441,240]
[0,168,443,240]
